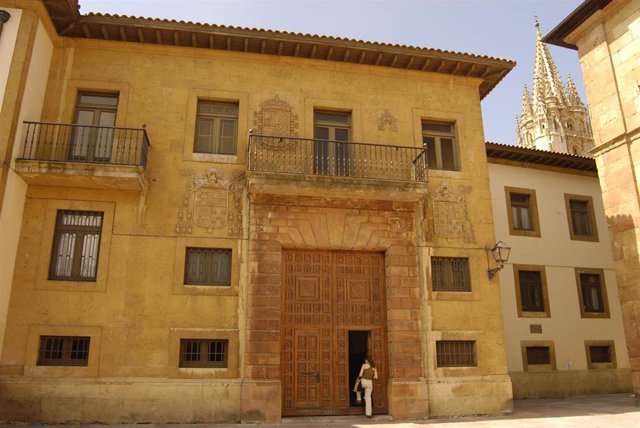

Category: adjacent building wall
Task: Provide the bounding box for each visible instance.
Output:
[489,160,631,398]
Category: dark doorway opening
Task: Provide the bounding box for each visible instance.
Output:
[348,330,369,408]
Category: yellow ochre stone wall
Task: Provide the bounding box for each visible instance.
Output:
[0,10,511,423]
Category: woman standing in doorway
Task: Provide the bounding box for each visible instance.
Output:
[357,357,378,418]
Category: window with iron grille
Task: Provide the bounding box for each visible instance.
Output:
[579,273,605,313]
[436,340,476,367]
[37,336,90,366]
[422,121,459,171]
[526,346,550,365]
[589,345,612,364]
[565,194,598,241]
[431,257,470,292]
[179,339,228,368]
[519,270,544,312]
[184,248,231,286]
[194,101,238,155]
[49,210,103,281]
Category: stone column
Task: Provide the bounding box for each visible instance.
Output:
[0,10,10,38]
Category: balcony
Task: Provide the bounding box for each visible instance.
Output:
[247,133,428,202]
[15,121,151,192]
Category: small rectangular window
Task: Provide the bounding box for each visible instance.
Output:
[37,336,90,366]
[431,257,470,292]
[49,210,103,281]
[435,340,476,367]
[421,120,459,171]
[576,269,609,318]
[505,187,540,237]
[184,248,232,286]
[179,339,228,368]
[526,346,550,365]
[194,101,238,155]
[565,194,598,241]
[521,341,555,371]
[589,345,612,363]
[585,341,616,369]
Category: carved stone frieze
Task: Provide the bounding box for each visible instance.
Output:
[422,182,475,243]
[377,109,398,132]
[176,167,244,236]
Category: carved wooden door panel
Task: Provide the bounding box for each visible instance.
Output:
[282,250,387,416]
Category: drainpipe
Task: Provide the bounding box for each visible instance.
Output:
[0,10,10,38]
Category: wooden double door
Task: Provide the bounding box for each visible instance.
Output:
[281,250,388,416]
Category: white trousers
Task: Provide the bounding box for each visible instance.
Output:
[361,378,373,416]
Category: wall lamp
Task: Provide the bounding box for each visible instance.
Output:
[486,241,511,279]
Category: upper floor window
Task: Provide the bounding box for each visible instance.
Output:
[37,336,90,366]
[194,101,238,155]
[431,257,470,292]
[505,187,540,237]
[314,110,351,176]
[184,247,232,286]
[49,210,103,281]
[576,269,609,318]
[514,265,549,317]
[179,339,228,368]
[565,194,598,242]
[422,121,459,171]
[72,92,118,162]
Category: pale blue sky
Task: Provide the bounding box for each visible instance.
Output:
[80,0,585,145]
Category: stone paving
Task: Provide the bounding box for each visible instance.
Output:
[0,393,638,427]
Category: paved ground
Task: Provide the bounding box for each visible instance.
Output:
[0,393,638,427]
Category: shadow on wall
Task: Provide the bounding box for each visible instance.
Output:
[607,213,640,401]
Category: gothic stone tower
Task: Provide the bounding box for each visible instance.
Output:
[516,20,594,156]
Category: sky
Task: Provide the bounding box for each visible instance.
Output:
[79,0,587,145]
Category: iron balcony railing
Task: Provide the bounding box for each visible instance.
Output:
[248,133,428,182]
[20,121,151,167]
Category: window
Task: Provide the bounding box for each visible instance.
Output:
[71,92,118,162]
[505,187,540,237]
[37,336,90,366]
[313,110,351,176]
[431,257,470,292]
[513,265,549,317]
[521,341,556,371]
[179,339,228,368]
[585,341,616,369]
[576,269,609,318]
[422,121,459,171]
[194,101,238,155]
[435,340,476,367]
[49,210,103,281]
[564,194,598,241]
[184,248,232,286]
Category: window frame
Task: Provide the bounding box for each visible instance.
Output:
[183,247,232,286]
[37,335,91,367]
[421,120,460,171]
[564,194,599,242]
[48,210,104,282]
[430,256,471,292]
[435,340,477,368]
[505,187,541,237]
[513,264,550,318]
[313,109,352,176]
[521,341,556,372]
[575,268,610,318]
[584,340,617,369]
[193,100,239,155]
[179,338,229,368]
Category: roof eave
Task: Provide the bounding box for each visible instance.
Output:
[542,0,613,49]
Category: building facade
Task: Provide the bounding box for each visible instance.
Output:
[487,143,631,398]
[544,0,640,402]
[516,21,594,156]
[0,0,516,423]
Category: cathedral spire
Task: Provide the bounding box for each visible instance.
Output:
[566,74,584,108]
[521,84,533,118]
[532,18,568,106]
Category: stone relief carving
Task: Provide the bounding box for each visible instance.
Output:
[253,95,299,137]
[377,109,398,132]
[176,167,244,236]
[421,182,475,243]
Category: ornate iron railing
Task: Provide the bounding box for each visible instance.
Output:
[20,121,151,167]
[248,133,428,182]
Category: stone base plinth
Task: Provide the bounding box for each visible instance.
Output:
[427,375,513,417]
[387,379,429,419]
[240,380,282,423]
[511,369,632,399]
